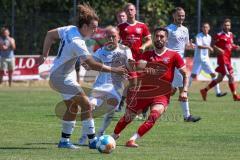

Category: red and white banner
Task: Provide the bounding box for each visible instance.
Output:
[2,55,39,81]
[2,55,55,81]
[2,55,240,81]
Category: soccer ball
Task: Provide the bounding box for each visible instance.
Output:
[96,135,116,154]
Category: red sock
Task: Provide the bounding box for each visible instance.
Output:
[114,115,132,135]
[137,110,161,137]
[228,82,236,95]
[207,80,217,90]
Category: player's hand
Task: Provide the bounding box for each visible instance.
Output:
[188,39,195,50]
[215,48,224,55]
[112,65,128,75]
[37,55,46,66]
[139,45,146,53]
[179,91,188,102]
[82,62,91,70]
[208,46,214,53]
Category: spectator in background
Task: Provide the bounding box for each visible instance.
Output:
[0,27,16,87]
[116,10,127,24]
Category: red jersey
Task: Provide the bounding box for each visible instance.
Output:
[142,49,185,83]
[214,31,238,64]
[118,21,151,61]
[127,49,185,101]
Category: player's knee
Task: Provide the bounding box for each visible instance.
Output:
[147,110,161,123]
[170,87,177,96]
[216,76,223,82]
[210,73,216,78]
[228,75,234,83]
[191,74,197,79]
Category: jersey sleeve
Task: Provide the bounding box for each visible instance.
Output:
[57,26,68,39]
[72,39,91,61]
[195,34,203,46]
[142,24,151,38]
[92,48,102,62]
[126,48,134,61]
[174,53,185,69]
[185,29,190,44]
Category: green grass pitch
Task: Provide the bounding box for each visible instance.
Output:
[0,82,240,160]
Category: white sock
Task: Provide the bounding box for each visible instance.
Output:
[98,110,115,136]
[82,119,95,142]
[180,101,190,118]
[130,133,140,141]
[61,120,76,142]
[212,77,221,94]
[79,125,87,138]
[214,83,221,94]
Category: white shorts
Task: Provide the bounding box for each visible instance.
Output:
[191,59,214,75]
[172,69,183,88]
[49,71,83,100]
[0,57,15,71]
[89,84,121,109]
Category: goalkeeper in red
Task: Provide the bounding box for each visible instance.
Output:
[112,27,189,147]
[200,18,240,101]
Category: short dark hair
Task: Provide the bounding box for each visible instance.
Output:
[0,27,9,35]
[154,27,169,37]
[124,3,135,11]
[172,7,184,14]
[223,18,231,24]
[202,22,210,27]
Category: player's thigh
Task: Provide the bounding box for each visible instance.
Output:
[151,104,165,115]
[7,58,15,71]
[202,60,215,74]
[191,60,202,75]
[0,58,7,71]
[172,69,183,88]
[90,88,120,107]
[49,73,83,101]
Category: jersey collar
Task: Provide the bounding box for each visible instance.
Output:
[154,48,168,56]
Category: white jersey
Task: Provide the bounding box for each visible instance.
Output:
[194,32,211,61]
[92,44,133,91]
[50,25,90,76]
[166,24,189,57]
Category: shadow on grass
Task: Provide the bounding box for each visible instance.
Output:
[25,142,58,146]
[0,147,47,150]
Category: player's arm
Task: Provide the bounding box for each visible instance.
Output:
[84,56,127,75]
[0,39,8,50]
[212,35,224,55]
[175,53,188,101]
[179,66,188,101]
[185,30,195,50]
[139,25,152,53]
[7,37,16,50]
[139,36,152,53]
[38,29,60,65]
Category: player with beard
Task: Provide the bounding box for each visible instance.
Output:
[200,19,240,101]
[112,27,189,147]
[166,7,201,122]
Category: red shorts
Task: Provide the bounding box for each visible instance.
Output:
[215,63,233,76]
[126,95,169,114]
